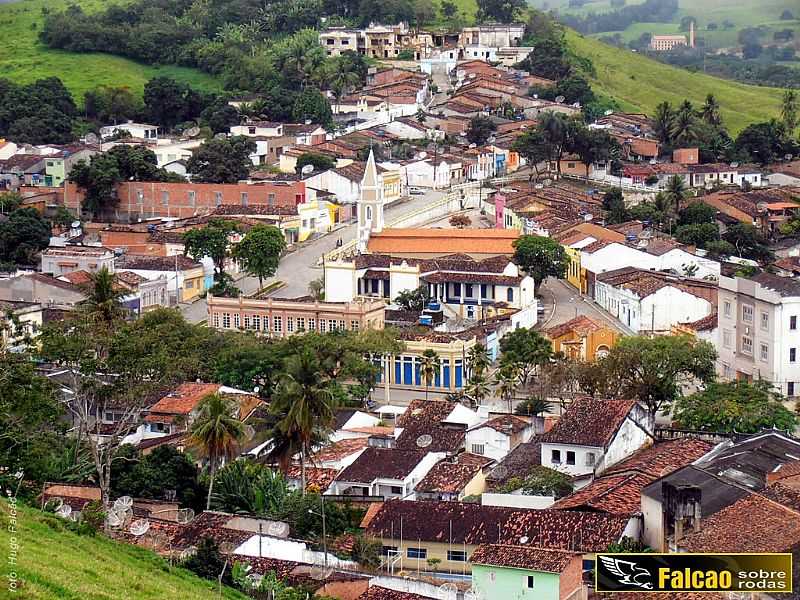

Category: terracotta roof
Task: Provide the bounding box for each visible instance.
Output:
[680,312,718,332]
[485,441,542,488]
[311,437,368,464]
[357,587,430,600]
[473,415,531,436]
[421,271,522,286]
[60,270,92,285]
[367,229,519,256]
[147,383,220,417]
[591,593,727,600]
[554,223,625,244]
[750,271,800,297]
[545,315,605,339]
[553,472,652,515]
[596,267,715,300]
[285,465,338,491]
[415,453,493,494]
[115,270,148,287]
[116,254,202,271]
[365,500,628,552]
[604,438,713,477]
[680,492,800,552]
[335,447,426,483]
[395,399,466,453]
[540,398,636,448]
[213,204,297,216]
[470,544,579,572]
[760,482,800,512]
[169,511,253,550]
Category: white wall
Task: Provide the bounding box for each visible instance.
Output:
[324,262,358,302]
[600,408,652,473]
[465,428,511,462]
[481,493,555,509]
[641,287,713,332]
[541,442,603,477]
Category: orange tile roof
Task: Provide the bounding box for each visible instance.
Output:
[311,437,368,464]
[555,222,625,244]
[367,228,519,255]
[60,270,92,285]
[148,383,221,416]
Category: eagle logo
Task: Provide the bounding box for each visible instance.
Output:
[599,556,654,590]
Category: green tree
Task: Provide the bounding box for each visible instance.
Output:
[674,223,719,248]
[189,392,247,510]
[466,115,497,145]
[514,396,552,416]
[0,207,51,266]
[678,202,716,226]
[466,373,491,407]
[722,223,774,263]
[181,537,232,584]
[736,120,797,165]
[653,101,674,145]
[519,466,573,498]
[512,128,550,186]
[271,346,337,491]
[603,335,717,420]
[210,461,291,516]
[394,286,430,311]
[292,87,333,127]
[467,343,491,380]
[602,188,628,224]
[420,349,440,401]
[295,152,336,174]
[700,93,722,128]
[493,363,520,413]
[704,239,737,260]
[512,235,569,292]
[674,380,797,434]
[79,266,127,326]
[477,0,525,22]
[187,136,255,184]
[233,225,286,288]
[663,175,689,217]
[183,219,239,278]
[499,327,553,387]
[781,90,799,135]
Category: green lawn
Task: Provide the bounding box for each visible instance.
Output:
[567,29,785,133]
[0,500,248,599]
[0,0,222,102]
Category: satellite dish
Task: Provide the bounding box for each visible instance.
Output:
[416,434,433,448]
[310,563,334,580]
[114,496,133,510]
[554,95,565,104]
[176,508,195,524]
[44,497,64,512]
[130,519,151,537]
[519,535,529,544]
[85,133,99,144]
[438,583,458,600]
[186,126,201,138]
[69,511,82,523]
[267,521,290,538]
[464,590,485,600]
[219,542,236,555]
[106,510,124,529]
[492,465,508,479]
[56,504,72,519]
[301,164,315,175]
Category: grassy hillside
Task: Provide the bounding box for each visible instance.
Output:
[0,0,222,102]
[0,500,247,599]
[567,29,785,133]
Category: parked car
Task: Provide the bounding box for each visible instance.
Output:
[409,187,425,195]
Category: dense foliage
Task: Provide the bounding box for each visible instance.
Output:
[0,77,77,144]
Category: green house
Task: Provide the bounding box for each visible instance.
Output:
[471,544,584,600]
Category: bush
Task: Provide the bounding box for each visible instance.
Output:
[181,537,231,584]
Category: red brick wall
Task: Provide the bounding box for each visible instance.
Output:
[65,180,305,220]
[98,230,167,256]
[559,556,585,600]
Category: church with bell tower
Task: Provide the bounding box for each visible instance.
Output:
[356,148,384,253]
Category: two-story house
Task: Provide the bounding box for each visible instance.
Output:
[465,415,538,462]
[540,397,653,485]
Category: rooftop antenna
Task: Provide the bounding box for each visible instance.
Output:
[185,126,201,138]
[113,496,133,511]
[554,95,565,104]
[44,497,64,513]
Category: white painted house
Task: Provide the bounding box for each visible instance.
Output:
[465,415,538,462]
[594,267,715,334]
[328,447,445,500]
[100,122,159,140]
[230,121,284,137]
[540,397,653,483]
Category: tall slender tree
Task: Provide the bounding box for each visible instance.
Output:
[420,349,441,401]
[700,94,722,127]
[493,364,520,414]
[189,392,247,510]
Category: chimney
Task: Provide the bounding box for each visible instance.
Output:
[689,20,695,48]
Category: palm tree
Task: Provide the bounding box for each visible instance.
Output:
[653,101,674,145]
[493,364,520,414]
[327,60,360,113]
[419,349,440,401]
[664,175,689,217]
[466,373,491,407]
[79,266,126,326]
[189,392,247,510]
[270,348,337,492]
[514,396,552,416]
[467,343,491,380]
[700,94,722,127]
[671,101,699,147]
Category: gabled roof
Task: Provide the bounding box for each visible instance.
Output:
[470,544,579,572]
[367,228,519,256]
[545,315,606,339]
[116,254,202,271]
[146,383,220,417]
[415,453,493,494]
[365,500,628,552]
[471,414,531,436]
[357,587,430,600]
[540,398,636,448]
[395,399,465,453]
[485,441,542,489]
[335,447,426,483]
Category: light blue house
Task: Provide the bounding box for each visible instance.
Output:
[471,544,584,600]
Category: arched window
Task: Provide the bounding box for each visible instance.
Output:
[507,287,514,302]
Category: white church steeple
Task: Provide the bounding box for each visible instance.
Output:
[357,148,384,252]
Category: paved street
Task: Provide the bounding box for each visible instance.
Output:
[538,277,633,335]
[181,189,446,323]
